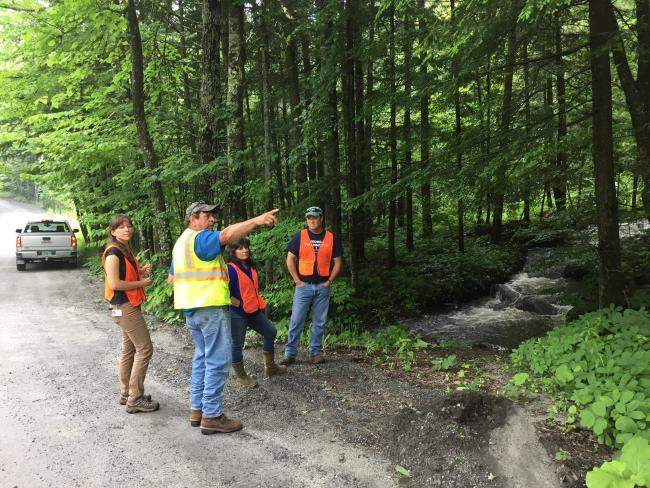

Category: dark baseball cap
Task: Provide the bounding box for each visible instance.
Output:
[185,201,219,221]
[305,206,323,217]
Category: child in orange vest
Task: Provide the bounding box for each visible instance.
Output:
[227,239,287,386]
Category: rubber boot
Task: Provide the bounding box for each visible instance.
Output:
[232,361,258,387]
[263,351,288,379]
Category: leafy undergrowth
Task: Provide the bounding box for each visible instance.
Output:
[586,435,650,488]
[507,308,650,486]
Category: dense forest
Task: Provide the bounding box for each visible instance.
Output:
[1,0,649,310]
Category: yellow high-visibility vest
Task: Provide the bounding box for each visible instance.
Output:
[172,228,230,309]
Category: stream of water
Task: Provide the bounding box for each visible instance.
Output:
[402,220,649,350]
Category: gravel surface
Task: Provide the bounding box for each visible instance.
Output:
[0,198,566,488]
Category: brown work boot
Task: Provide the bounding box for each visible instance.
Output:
[279,355,296,366]
[310,353,325,365]
[189,409,202,427]
[120,393,151,406]
[263,351,287,379]
[232,361,258,388]
[126,395,160,414]
[200,414,243,435]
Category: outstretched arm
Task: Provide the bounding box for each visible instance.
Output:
[219,209,279,245]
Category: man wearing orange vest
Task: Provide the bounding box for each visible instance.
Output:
[281,206,343,365]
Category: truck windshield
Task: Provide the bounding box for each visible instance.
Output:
[25,222,70,233]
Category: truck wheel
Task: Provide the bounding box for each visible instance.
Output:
[69,258,79,269]
[16,263,26,271]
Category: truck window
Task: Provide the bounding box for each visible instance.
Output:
[26,222,70,233]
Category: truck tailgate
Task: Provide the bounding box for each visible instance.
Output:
[21,234,72,250]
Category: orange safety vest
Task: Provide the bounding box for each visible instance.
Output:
[228,262,266,314]
[297,229,334,277]
[102,244,146,307]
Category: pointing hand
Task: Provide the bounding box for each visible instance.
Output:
[256,209,279,228]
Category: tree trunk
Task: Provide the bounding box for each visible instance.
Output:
[403,10,414,252]
[286,35,306,203]
[387,3,397,265]
[341,0,365,284]
[353,0,367,261]
[545,75,555,214]
[226,0,246,219]
[316,0,342,236]
[418,0,432,238]
[301,36,318,183]
[522,41,531,223]
[197,0,222,202]
[221,0,229,71]
[451,0,464,252]
[270,102,288,208]
[125,0,170,259]
[178,0,196,159]
[491,8,516,244]
[363,0,375,238]
[259,0,274,209]
[588,0,626,307]
[605,1,650,222]
[72,197,89,243]
[554,12,568,210]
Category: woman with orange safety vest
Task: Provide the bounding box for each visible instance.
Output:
[227,239,287,387]
[103,214,159,414]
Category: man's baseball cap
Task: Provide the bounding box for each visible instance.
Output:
[185,201,219,221]
[305,206,323,217]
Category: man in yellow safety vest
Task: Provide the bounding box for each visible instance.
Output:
[171,201,278,435]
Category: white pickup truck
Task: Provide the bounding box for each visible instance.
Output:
[15,219,79,271]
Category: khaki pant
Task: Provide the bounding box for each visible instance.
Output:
[111,302,153,403]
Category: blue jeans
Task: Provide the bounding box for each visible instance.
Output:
[284,283,331,358]
[231,311,278,363]
[186,306,231,418]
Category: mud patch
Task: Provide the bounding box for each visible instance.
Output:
[434,390,511,424]
[383,392,512,487]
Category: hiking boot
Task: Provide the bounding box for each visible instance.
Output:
[232,361,258,388]
[200,414,243,435]
[189,409,202,427]
[263,351,288,379]
[126,395,160,414]
[120,393,151,406]
[310,353,325,365]
[279,355,296,366]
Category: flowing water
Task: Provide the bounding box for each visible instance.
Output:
[402,220,649,350]
[402,248,571,350]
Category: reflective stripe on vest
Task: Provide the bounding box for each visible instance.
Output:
[297,229,334,277]
[227,262,266,314]
[172,228,230,309]
[102,244,146,307]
